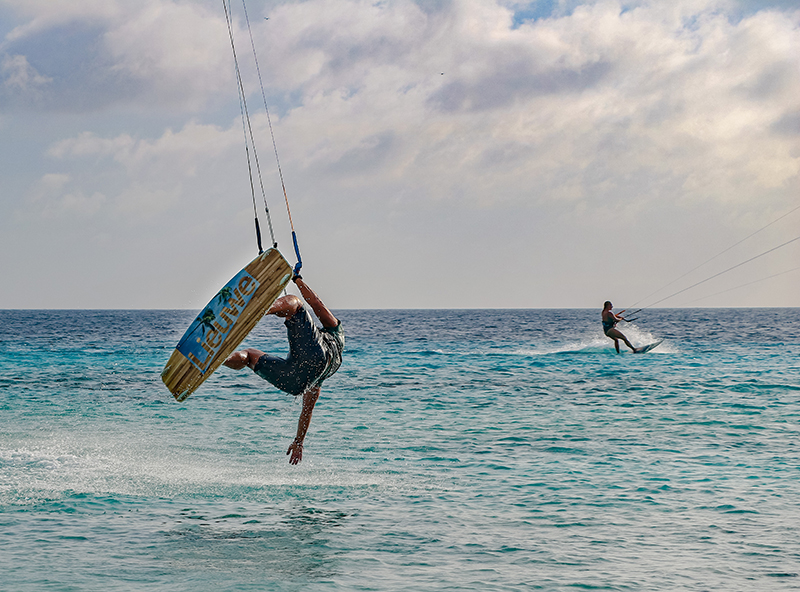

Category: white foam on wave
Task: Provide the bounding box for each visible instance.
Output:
[622,324,679,354]
[506,326,678,356]
[0,430,423,506]
[511,333,618,356]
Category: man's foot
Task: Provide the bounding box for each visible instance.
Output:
[223,351,248,370]
[224,348,265,370]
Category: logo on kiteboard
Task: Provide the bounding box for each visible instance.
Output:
[177,270,260,373]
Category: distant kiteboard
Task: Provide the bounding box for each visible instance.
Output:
[162,248,292,401]
[634,340,663,354]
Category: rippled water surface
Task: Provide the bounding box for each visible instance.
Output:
[1,308,799,591]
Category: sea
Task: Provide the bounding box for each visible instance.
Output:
[1,308,799,591]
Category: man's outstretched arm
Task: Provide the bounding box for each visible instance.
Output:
[286,385,321,465]
[293,277,338,329]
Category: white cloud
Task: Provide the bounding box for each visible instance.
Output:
[28,0,800,224]
[48,132,136,160]
[58,190,106,215]
[237,0,798,234]
[1,0,232,110]
[102,1,234,109]
[19,0,799,215]
[1,53,50,91]
[28,172,70,201]
[48,120,241,184]
[2,0,799,307]
[27,172,106,216]
[2,0,123,40]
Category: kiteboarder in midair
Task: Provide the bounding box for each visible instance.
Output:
[224,275,344,464]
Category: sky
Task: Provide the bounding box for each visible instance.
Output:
[0,0,798,309]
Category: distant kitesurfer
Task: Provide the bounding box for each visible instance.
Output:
[602,301,635,354]
[224,275,344,465]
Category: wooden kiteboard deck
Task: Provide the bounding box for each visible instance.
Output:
[161,248,292,401]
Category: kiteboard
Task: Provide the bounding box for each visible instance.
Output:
[161,248,292,401]
[634,340,663,354]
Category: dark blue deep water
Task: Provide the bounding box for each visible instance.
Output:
[1,309,800,591]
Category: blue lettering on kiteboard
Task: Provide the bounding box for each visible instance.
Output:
[177,270,260,374]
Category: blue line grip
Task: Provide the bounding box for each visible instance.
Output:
[292,231,302,275]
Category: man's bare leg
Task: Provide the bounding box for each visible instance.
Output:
[607,328,635,352]
[286,385,321,465]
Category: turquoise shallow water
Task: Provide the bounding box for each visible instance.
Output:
[1,308,800,591]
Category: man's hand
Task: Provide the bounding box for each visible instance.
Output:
[287,440,303,465]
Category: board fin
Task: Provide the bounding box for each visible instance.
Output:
[161,248,292,401]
